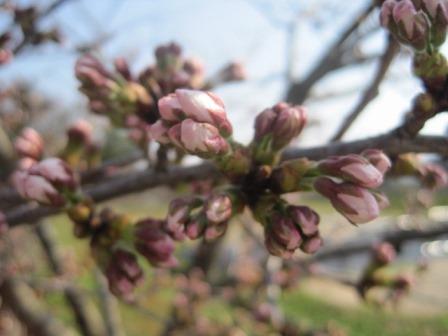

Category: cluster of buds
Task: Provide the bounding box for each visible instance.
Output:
[256,198,322,258]
[133,218,178,268]
[12,158,78,206]
[150,89,232,158]
[380,0,448,51]
[314,150,391,224]
[253,102,307,164]
[14,127,44,161]
[165,188,243,242]
[75,55,154,126]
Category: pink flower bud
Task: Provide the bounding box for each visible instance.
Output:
[183,57,205,77]
[301,235,323,254]
[105,249,143,300]
[155,42,182,72]
[29,158,77,190]
[318,154,384,189]
[361,149,392,175]
[75,55,113,88]
[168,119,229,157]
[134,219,178,268]
[373,242,396,265]
[254,102,307,150]
[67,119,93,144]
[373,192,390,210]
[264,214,303,258]
[114,57,132,80]
[393,0,419,37]
[166,198,195,241]
[204,221,228,241]
[14,127,44,160]
[12,170,65,206]
[380,0,398,28]
[219,61,247,82]
[205,193,232,223]
[147,120,170,144]
[314,177,381,224]
[288,205,320,237]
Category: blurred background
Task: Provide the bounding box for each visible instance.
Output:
[1,0,448,335]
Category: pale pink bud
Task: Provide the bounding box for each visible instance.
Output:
[183,57,205,77]
[114,57,132,80]
[166,198,192,240]
[67,119,93,144]
[373,192,390,210]
[175,89,232,135]
[168,119,229,157]
[288,205,320,237]
[314,177,381,224]
[14,127,44,160]
[204,222,228,241]
[254,102,307,150]
[380,0,398,28]
[134,219,178,268]
[373,242,396,265]
[205,194,232,223]
[147,120,170,144]
[29,158,77,190]
[393,0,419,38]
[158,93,184,122]
[361,149,392,175]
[12,170,65,206]
[219,61,247,82]
[301,235,323,254]
[318,154,384,189]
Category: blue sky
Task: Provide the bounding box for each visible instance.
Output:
[1,0,447,145]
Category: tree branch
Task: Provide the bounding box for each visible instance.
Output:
[330,37,399,141]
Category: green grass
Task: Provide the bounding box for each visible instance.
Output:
[281,290,448,336]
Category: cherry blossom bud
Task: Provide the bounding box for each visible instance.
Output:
[218,61,247,82]
[148,120,170,144]
[314,177,381,224]
[29,158,77,190]
[361,149,392,175]
[75,55,113,89]
[264,214,303,258]
[205,193,233,223]
[394,0,430,50]
[168,119,229,158]
[373,242,396,265]
[288,205,320,237]
[318,154,384,189]
[12,170,65,206]
[158,89,232,136]
[114,57,132,80]
[301,235,323,254]
[67,119,93,145]
[14,127,44,160]
[373,192,390,210]
[165,197,202,240]
[254,102,307,151]
[380,0,398,29]
[419,163,448,189]
[105,249,143,300]
[183,57,205,88]
[134,219,178,268]
[204,221,228,241]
